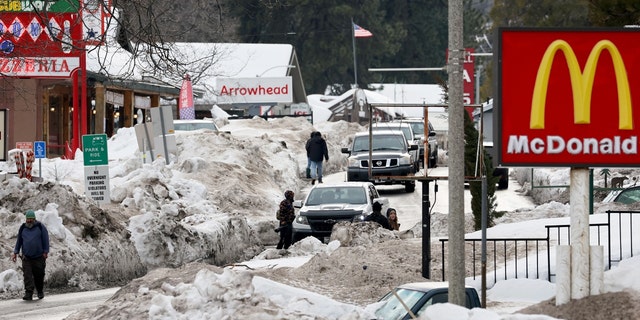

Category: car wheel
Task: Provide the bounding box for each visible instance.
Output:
[405,182,415,193]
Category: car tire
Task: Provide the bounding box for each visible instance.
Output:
[494,168,509,190]
[405,182,415,193]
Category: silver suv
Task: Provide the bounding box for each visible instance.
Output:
[342,130,418,192]
[392,118,438,168]
[292,182,389,243]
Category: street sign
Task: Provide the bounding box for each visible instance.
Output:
[84,166,110,204]
[82,134,108,166]
[16,141,33,151]
[34,141,46,158]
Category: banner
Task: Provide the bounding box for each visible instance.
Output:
[179,74,195,119]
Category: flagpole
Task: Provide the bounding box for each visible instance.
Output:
[351,18,358,88]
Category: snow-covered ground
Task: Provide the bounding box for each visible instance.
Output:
[1,115,640,319]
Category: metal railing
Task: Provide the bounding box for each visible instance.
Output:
[438,210,640,285]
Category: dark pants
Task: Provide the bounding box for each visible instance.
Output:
[276,223,293,249]
[22,256,46,294]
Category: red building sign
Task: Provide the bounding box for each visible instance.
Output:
[497,29,640,167]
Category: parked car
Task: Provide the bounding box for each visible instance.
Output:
[292,182,389,243]
[342,131,418,193]
[483,141,509,190]
[371,122,420,171]
[603,185,640,204]
[172,119,220,132]
[374,282,481,320]
[392,118,438,168]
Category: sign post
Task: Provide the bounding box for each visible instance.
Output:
[82,134,110,204]
[34,141,46,178]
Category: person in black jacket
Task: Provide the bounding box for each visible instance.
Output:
[276,190,296,250]
[306,131,329,185]
[12,210,50,300]
[365,201,392,230]
[304,131,316,178]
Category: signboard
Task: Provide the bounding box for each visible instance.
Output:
[34,141,46,158]
[82,134,108,166]
[0,109,5,161]
[463,48,475,105]
[16,141,33,151]
[216,77,293,104]
[497,28,640,167]
[84,165,110,204]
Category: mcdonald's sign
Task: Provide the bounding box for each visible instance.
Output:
[497,28,640,167]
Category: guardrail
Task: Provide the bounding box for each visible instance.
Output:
[438,210,640,285]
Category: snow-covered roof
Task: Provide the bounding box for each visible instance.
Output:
[86,10,296,103]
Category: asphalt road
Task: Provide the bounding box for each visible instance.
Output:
[319,166,535,232]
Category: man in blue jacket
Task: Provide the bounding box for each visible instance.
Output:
[12,210,50,300]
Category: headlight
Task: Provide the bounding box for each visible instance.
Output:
[295,215,309,225]
[398,154,412,165]
[352,214,366,222]
[347,157,360,167]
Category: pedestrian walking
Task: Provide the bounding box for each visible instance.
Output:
[306,131,329,185]
[305,131,316,179]
[12,210,50,300]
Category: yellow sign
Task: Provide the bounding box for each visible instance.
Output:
[530,39,633,130]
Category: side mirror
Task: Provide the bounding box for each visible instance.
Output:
[341,147,350,154]
[429,131,436,137]
[293,200,303,208]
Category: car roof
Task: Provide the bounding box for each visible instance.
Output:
[372,122,412,128]
[353,130,406,137]
[309,182,373,189]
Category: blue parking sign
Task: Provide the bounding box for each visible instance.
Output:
[34,141,46,159]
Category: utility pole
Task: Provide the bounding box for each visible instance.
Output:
[447,0,466,307]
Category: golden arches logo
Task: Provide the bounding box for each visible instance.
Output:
[530,39,633,130]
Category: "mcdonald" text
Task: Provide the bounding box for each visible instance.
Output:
[507,135,637,155]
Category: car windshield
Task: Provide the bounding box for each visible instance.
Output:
[407,122,425,138]
[615,187,640,204]
[352,135,406,152]
[174,121,219,131]
[375,288,426,320]
[305,187,367,206]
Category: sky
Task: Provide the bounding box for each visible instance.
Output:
[1,111,640,319]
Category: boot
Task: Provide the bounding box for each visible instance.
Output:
[319,178,323,183]
[22,291,33,301]
[311,179,315,185]
[37,291,44,299]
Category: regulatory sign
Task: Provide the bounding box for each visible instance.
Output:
[16,141,33,151]
[34,141,46,158]
[84,165,110,204]
[82,134,108,166]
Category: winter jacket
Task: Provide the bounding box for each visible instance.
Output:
[365,211,392,230]
[306,136,329,162]
[14,221,50,259]
[278,195,296,225]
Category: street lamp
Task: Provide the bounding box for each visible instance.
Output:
[257,65,296,77]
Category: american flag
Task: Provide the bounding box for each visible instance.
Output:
[353,23,373,38]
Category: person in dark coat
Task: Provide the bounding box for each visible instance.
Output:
[12,210,50,300]
[365,201,392,230]
[276,190,296,250]
[305,131,316,178]
[306,131,329,185]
